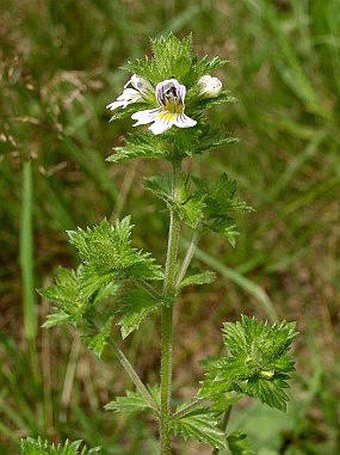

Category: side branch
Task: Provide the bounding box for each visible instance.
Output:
[110,341,159,414]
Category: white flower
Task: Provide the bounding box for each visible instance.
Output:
[198,74,222,98]
[106,74,152,111]
[131,78,197,135]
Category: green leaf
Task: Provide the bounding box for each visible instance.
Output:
[190,90,238,111]
[125,33,229,91]
[42,267,119,328]
[145,172,206,228]
[200,316,297,411]
[144,173,173,205]
[125,33,193,87]
[227,432,255,455]
[118,286,162,339]
[198,173,253,246]
[145,172,250,242]
[179,271,216,289]
[107,132,168,163]
[42,267,120,359]
[67,217,163,293]
[105,387,160,415]
[171,407,227,450]
[82,316,114,358]
[176,191,206,229]
[20,437,100,454]
[42,310,71,329]
[40,267,87,327]
[108,123,237,164]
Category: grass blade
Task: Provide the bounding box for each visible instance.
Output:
[187,242,279,322]
[20,161,37,342]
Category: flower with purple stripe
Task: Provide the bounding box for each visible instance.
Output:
[131,78,197,135]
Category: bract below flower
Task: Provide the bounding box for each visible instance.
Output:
[198,74,223,98]
[131,78,197,135]
[106,74,152,111]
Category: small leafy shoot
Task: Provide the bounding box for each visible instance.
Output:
[200,315,297,411]
[20,437,100,454]
[227,432,255,455]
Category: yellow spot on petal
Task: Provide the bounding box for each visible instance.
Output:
[158,111,177,122]
[164,100,183,114]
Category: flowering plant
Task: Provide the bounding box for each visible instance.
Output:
[23,34,297,454]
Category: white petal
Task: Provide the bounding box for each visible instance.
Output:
[177,82,186,103]
[174,113,197,129]
[106,100,125,111]
[131,108,161,126]
[198,75,212,86]
[124,75,134,89]
[131,74,153,95]
[117,88,141,103]
[106,88,142,111]
[149,117,174,135]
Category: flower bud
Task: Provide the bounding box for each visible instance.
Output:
[126,74,153,97]
[198,74,223,98]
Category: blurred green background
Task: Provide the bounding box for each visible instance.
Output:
[0,0,339,453]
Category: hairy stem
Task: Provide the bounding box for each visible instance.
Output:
[175,230,199,288]
[212,406,232,455]
[60,334,81,422]
[160,161,181,454]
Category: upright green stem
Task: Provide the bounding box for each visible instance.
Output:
[160,160,181,454]
[212,406,232,455]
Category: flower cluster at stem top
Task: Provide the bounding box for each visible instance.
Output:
[107,73,222,135]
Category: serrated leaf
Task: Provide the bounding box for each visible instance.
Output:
[197,173,253,246]
[20,437,100,454]
[118,287,162,339]
[201,316,297,411]
[180,271,216,289]
[145,172,206,228]
[42,267,119,329]
[125,33,194,87]
[171,408,227,450]
[107,132,167,163]
[176,191,206,229]
[41,267,87,327]
[42,310,70,329]
[105,387,160,415]
[193,90,238,111]
[83,316,114,358]
[67,218,163,292]
[124,33,229,91]
[145,172,250,241]
[144,174,173,205]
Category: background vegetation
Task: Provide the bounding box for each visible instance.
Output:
[0,0,339,453]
